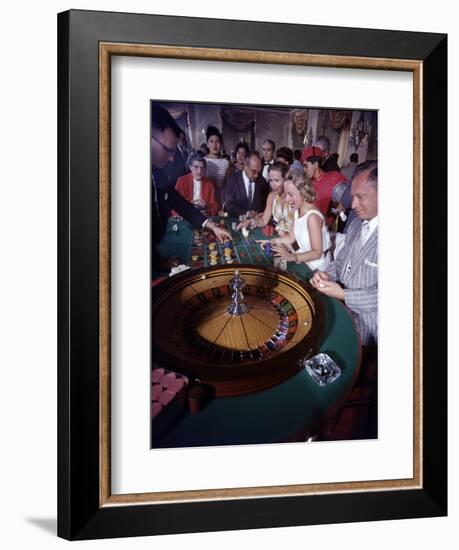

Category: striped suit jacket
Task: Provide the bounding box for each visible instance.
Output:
[326,217,378,344]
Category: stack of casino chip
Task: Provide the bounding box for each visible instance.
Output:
[190,230,204,264]
[151,367,189,419]
[151,367,189,442]
[208,242,219,265]
[223,240,233,264]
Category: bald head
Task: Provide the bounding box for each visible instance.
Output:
[243,152,262,180]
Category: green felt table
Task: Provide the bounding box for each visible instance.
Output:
[153,217,360,447]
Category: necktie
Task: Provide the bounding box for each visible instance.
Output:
[360,220,370,247]
[248,180,254,206]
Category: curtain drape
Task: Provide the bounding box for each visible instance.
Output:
[292,109,308,135]
[221,107,256,133]
[328,110,351,130]
[161,103,188,119]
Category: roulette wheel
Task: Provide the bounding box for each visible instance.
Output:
[152,265,325,397]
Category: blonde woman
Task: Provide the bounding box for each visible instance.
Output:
[271,172,331,271]
[237,161,293,236]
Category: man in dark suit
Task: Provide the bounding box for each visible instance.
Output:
[224,151,268,217]
[164,129,189,188]
[314,135,340,172]
[261,139,275,180]
[310,161,378,345]
[151,104,231,270]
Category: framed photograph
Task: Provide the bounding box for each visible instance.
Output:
[149,98,377,450]
[58,9,447,540]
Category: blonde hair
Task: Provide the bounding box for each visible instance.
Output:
[286,170,316,203]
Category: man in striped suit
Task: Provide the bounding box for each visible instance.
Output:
[310,160,378,345]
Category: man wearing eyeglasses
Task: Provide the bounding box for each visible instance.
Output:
[151,104,231,271]
[224,151,268,218]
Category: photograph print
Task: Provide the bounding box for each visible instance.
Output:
[150,100,378,449]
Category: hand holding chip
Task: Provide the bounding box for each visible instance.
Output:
[206,221,232,243]
[272,243,295,261]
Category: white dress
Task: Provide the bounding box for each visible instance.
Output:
[293,209,331,271]
[205,157,229,204]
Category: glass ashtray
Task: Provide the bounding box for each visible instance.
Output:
[302,353,342,386]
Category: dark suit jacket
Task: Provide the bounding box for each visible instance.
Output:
[164,147,189,187]
[321,155,340,173]
[224,171,268,217]
[152,167,205,259]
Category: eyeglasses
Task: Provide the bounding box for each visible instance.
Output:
[152,134,177,157]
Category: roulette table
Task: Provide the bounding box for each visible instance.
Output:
[152,217,360,447]
[157,216,273,272]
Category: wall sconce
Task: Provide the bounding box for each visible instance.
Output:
[304,127,314,147]
[350,113,369,149]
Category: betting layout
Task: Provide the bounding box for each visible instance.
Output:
[186,217,272,269]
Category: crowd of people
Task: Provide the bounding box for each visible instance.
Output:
[152,103,378,346]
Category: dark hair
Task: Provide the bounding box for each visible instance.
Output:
[268,161,289,179]
[314,135,331,152]
[350,152,359,163]
[263,139,276,151]
[352,160,378,190]
[275,146,293,165]
[235,141,250,155]
[187,150,207,169]
[199,142,210,155]
[151,103,181,137]
[205,125,222,142]
[293,149,302,161]
[244,150,262,166]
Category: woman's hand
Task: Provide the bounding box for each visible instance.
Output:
[192,198,207,210]
[272,244,295,261]
[236,219,251,230]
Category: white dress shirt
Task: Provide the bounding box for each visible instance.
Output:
[345,216,378,273]
[360,216,378,247]
[241,170,254,209]
[262,159,274,181]
[192,178,202,202]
